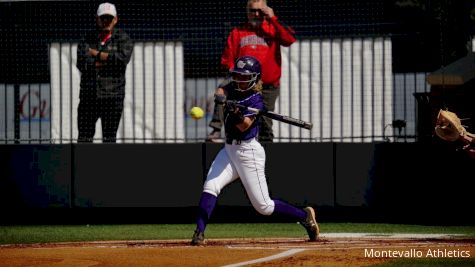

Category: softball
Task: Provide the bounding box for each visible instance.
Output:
[190,106,204,120]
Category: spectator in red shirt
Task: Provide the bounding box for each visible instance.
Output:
[207,0,296,143]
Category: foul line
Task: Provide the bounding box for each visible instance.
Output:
[221,248,306,267]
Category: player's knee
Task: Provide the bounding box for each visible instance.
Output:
[254,203,274,216]
[203,181,221,196]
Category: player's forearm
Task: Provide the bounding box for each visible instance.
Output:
[235,117,254,132]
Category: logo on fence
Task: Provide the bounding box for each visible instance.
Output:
[20,90,49,120]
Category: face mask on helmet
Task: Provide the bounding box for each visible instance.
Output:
[231,72,259,92]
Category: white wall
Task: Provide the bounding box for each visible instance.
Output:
[49,42,184,143]
[278,37,393,142]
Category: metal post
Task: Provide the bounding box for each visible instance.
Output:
[14,84,20,144]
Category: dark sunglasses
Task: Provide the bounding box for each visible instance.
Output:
[99,15,114,20]
[248,8,263,14]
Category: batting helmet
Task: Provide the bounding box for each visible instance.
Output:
[230,56,261,92]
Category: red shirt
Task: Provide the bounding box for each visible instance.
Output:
[221,16,296,86]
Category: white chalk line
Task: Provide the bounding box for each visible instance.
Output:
[221,248,307,267]
[320,233,465,239]
[226,242,474,251]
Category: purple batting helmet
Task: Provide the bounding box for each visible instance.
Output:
[230,56,261,91]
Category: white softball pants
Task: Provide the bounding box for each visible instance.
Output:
[203,138,275,215]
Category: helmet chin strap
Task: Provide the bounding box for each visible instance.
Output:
[235,81,256,92]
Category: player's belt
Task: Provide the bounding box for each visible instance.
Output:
[225,137,256,145]
[225,138,242,145]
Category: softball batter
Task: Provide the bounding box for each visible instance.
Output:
[191,56,319,245]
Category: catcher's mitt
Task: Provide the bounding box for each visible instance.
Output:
[434,109,472,141]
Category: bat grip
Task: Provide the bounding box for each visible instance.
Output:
[231,102,261,114]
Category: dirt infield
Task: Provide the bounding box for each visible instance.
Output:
[1,234,474,267]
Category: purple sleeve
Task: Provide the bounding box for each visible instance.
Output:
[242,93,264,117]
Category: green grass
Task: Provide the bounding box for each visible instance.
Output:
[0,223,474,245]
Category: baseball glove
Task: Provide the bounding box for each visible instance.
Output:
[434,109,474,142]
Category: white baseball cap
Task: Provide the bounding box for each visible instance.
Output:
[97,2,117,17]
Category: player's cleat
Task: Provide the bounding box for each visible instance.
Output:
[190,230,205,246]
[300,207,319,241]
[206,129,223,143]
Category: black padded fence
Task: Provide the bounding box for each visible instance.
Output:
[1,142,473,225]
